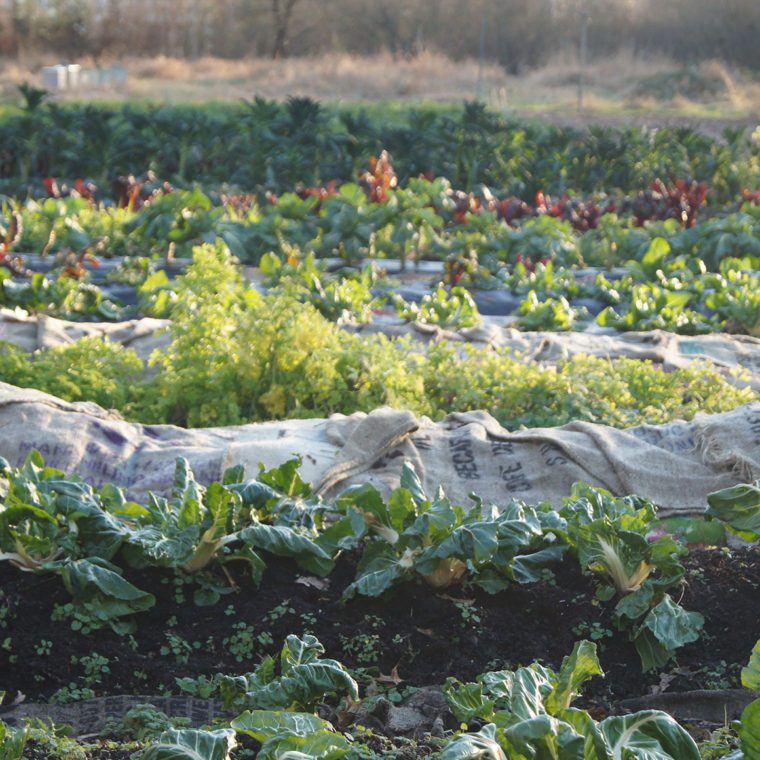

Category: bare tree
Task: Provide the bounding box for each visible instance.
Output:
[271,0,302,58]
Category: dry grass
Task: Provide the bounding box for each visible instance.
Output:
[120,51,511,102]
[0,51,757,124]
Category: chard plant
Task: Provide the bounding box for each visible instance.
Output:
[0,452,339,626]
[706,479,760,542]
[0,452,153,634]
[106,456,336,605]
[443,640,701,760]
[725,640,760,759]
[558,484,703,671]
[337,463,565,599]
[393,284,481,330]
[218,634,359,713]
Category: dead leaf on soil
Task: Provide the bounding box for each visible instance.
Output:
[650,667,693,695]
[438,594,475,604]
[296,576,330,591]
[377,665,403,686]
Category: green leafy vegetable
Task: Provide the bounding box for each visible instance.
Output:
[140,728,237,760]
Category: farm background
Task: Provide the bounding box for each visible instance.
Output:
[0,2,758,759]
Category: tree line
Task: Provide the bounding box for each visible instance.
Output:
[0,0,757,70]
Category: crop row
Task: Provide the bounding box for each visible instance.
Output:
[1,449,758,758]
[1,446,758,667]
[4,242,759,336]
[1,245,755,428]
[4,635,758,758]
[2,176,758,267]
[3,97,758,198]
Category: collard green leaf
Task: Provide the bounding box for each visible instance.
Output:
[243,660,359,711]
[642,595,704,652]
[599,710,700,760]
[337,483,401,543]
[444,678,495,724]
[738,699,760,759]
[509,546,566,584]
[556,707,612,760]
[220,636,357,712]
[257,457,312,498]
[400,462,427,505]
[140,728,237,760]
[229,480,280,508]
[632,627,673,673]
[419,521,499,568]
[238,523,333,575]
[707,481,760,541]
[547,640,603,713]
[742,639,760,693]
[281,634,324,672]
[342,541,408,599]
[316,509,367,555]
[219,656,277,711]
[170,458,203,529]
[60,557,155,631]
[230,710,330,742]
[502,714,585,760]
[478,670,515,703]
[258,731,351,760]
[508,664,557,721]
[440,724,507,760]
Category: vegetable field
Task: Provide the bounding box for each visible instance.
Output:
[0,99,758,760]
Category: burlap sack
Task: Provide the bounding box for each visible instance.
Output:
[0,382,757,516]
[0,308,171,361]
[484,328,760,391]
[347,321,760,391]
[317,403,760,516]
[0,383,336,496]
[4,303,757,392]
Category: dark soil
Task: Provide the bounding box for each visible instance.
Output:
[0,547,758,710]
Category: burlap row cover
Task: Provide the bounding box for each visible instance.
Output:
[317,403,760,516]
[356,323,760,392]
[0,308,171,361]
[0,382,758,516]
[3,309,759,391]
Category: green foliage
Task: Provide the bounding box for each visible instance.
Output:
[337,463,564,598]
[107,704,191,742]
[1,245,754,430]
[558,484,702,671]
[0,267,124,321]
[707,480,760,542]
[139,728,237,760]
[0,452,342,624]
[231,710,351,759]
[394,285,481,329]
[724,641,760,759]
[218,634,358,713]
[0,102,754,200]
[516,291,583,331]
[443,640,700,760]
[0,717,27,760]
[0,337,143,410]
